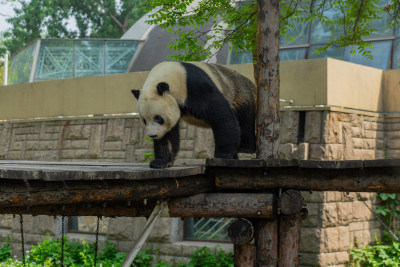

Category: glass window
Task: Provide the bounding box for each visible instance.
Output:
[343,40,392,69]
[308,45,345,60]
[391,38,400,69]
[230,50,253,64]
[9,42,37,84]
[281,18,310,46]
[185,218,232,241]
[368,12,394,38]
[280,48,307,61]
[310,7,344,43]
[75,40,105,78]
[105,40,140,74]
[34,40,74,81]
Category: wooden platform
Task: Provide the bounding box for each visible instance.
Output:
[0,159,399,217]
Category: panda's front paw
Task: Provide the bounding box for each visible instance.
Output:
[150,159,173,169]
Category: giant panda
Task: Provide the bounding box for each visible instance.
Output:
[131,61,256,169]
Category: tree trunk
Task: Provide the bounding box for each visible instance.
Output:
[252,0,281,266]
[255,0,280,159]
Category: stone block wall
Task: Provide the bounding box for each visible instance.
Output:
[0,109,395,266]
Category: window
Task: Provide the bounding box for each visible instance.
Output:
[229,1,400,70]
[185,218,233,242]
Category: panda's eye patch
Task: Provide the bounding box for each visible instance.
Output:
[154,115,164,125]
[142,119,147,125]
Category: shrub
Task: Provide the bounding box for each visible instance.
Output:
[0,238,233,267]
[350,240,400,266]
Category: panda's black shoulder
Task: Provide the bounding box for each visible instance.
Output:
[180,62,219,94]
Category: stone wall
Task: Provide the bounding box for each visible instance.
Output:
[0,109,393,266]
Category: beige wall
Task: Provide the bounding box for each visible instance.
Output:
[382,69,400,113]
[0,58,399,121]
[327,58,383,112]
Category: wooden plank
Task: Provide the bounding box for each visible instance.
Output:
[363,159,400,167]
[0,162,205,181]
[300,160,363,169]
[206,158,265,168]
[168,193,274,218]
[265,159,299,167]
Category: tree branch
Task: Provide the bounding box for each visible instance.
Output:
[93,0,124,29]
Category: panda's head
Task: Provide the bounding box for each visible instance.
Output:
[132,82,180,140]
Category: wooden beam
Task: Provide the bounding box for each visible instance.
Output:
[0,175,214,207]
[168,193,274,218]
[215,166,400,193]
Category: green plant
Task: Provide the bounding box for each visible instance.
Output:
[0,239,12,261]
[376,193,400,238]
[142,137,155,162]
[350,239,400,266]
[177,247,233,267]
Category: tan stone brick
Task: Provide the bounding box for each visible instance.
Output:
[352,201,373,221]
[281,111,299,143]
[104,141,122,151]
[322,203,338,227]
[309,144,325,160]
[279,143,294,159]
[322,112,342,144]
[105,119,125,141]
[103,151,125,159]
[317,252,349,266]
[305,111,322,143]
[325,192,342,202]
[387,138,400,149]
[297,142,309,160]
[186,125,196,139]
[325,144,344,160]
[193,128,213,158]
[338,226,350,250]
[337,202,353,226]
[352,138,363,149]
[353,149,375,160]
[299,252,317,266]
[300,228,322,253]
[386,150,400,159]
[148,218,174,242]
[302,191,324,203]
[302,203,321,227]
[180,140,194,150]
[321,227,340,252]
[349,222,364,232]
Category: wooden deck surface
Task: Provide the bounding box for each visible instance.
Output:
[0,159,399,217]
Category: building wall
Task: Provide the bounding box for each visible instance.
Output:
[0,108,393,266]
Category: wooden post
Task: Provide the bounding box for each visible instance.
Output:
[253,217,279,266]
[278,190,303,266]
[279,213,302,266]
[228,219,256,267]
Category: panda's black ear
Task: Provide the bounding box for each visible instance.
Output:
[156,82,169,96]
[131,90,140,100]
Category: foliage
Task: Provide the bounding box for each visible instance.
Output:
[1,0,147,56]
[350,239,400,266]
[376,193,400,238]
[146,0,400,62]
[27,237,126,266]
[0,239,12,262]
[0,238,233,267]
[142,137,155,162]
[176,247,233,267]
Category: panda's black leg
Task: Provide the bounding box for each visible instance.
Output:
[207,107,241,159]
[150,123,180,169]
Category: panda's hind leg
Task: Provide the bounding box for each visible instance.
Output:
[150,123,180,169]
[236,103,256,154]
